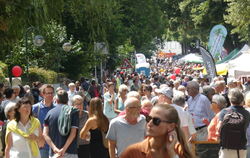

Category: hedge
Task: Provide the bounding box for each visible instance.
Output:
[29,67,58,84]
[0,61,7,82]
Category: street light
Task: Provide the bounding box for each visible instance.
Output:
[57,42,72,73]
[62,42,72,52]
[25,27,45,81]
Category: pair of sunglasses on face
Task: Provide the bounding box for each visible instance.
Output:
[146,115,172,126]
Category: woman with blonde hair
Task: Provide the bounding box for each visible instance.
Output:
[80,97,110,158]
[114,84,128,114]
[120,103,193,158]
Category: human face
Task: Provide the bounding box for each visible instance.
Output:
[18,103,32,118]
[126,103,141,118]
[142,103,153,112]
[73,99,83,111]
[158,94,171,104]
[43,87,54,102]
[13,88,20,97]
[8,108,15,120]
[210,101,219,113]
[147,107,174,137]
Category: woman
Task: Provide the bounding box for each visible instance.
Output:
[80,97,110,158]
[1,102,16,156]
[120,103,193,158]
[5,97,44,158]
[103,82,117,120]
[72,95,90,158]
[114,84,128,114]
[139,84,146,99]
[206,95,226,141]
[141,85,153,101]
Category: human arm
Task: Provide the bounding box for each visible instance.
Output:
[28,125,45,148]
[80,118,93,139]
[108,139,117,158]
[5,132,13,158]
[58,128,78,156]
[43,126,60,154]
[114,97,121,114]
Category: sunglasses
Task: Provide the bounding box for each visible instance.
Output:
[146,115,172,126]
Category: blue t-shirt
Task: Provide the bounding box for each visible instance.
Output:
[44,104,79,156]
[32,101,55,150]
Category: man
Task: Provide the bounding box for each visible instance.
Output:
[187,81,214,141]
[33,84,56,158]
[106,97,146,158]
[157,87,190,140]
[217,88,250,158]
[213,80,226,94]
[67,83,77,106]
[43,90,79,158]
[12,85,21,102]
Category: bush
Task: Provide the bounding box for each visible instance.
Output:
[0,61,8,82]
[29,67,58,84]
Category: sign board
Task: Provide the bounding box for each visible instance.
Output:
[121,59,133,69]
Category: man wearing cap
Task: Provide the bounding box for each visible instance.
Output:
[157,86,190,140]
[187,81,214,141]
[106,97,146,158]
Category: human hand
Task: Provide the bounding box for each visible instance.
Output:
[202,118,209,126]
[27,133,37,141]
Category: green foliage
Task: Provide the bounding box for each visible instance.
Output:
[0,61,8,82]
[29,67,57,84]
[224,0,250,41]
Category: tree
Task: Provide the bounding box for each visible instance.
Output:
[224,0,250,42]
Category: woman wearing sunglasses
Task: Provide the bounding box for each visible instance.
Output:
[120,103,193,158]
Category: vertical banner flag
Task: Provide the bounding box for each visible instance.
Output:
[208,24,227,62]
[136,53,147,64]
[200,46,217,80]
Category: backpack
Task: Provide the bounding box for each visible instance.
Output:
[58,105,78,136]
[220,108,246,157]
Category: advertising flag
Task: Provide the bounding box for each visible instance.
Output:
[200,46,217,80]
[208,25,227,62]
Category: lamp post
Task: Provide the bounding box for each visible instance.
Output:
[25,27,45,81]
[57,42,72,73]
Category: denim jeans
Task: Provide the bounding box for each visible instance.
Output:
[40,148,49,158]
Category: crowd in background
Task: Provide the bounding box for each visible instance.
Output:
[1,58,250,158]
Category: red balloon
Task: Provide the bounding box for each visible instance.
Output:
[12,66,22,77]
[175,68,181,74]
[170,74,176,80]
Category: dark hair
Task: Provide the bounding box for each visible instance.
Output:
[145,85,152,92]
[4,88,14,99]
[14,97,32,122]
[57,90,68,104]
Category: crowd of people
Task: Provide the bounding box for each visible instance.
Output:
[1,59,250,158]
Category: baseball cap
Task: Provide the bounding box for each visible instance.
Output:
[158,87,173,99]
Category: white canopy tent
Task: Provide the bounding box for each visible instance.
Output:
[228,47,250,79]
[178,53,203,63]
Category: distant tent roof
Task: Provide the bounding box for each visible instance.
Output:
[178,53,203,63]
[216,48,239,64]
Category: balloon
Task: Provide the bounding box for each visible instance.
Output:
[170,74,176,80]
[12,66,22,77]
[175,68,181,74]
